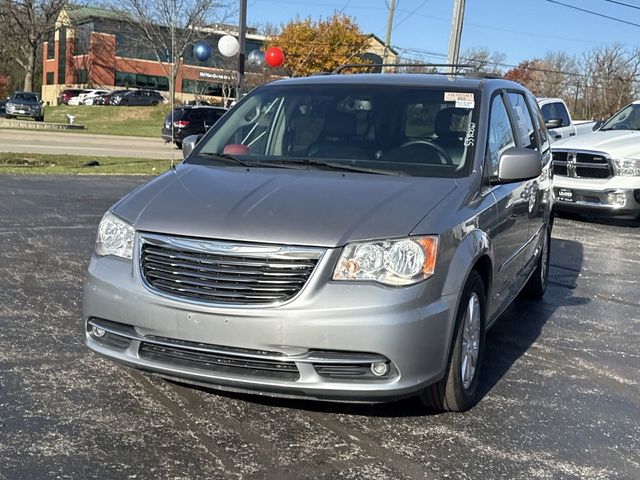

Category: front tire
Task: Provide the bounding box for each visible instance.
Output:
[522,226,551,299]
[420,270,486,412]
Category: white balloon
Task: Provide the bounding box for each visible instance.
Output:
[218,35,240,57]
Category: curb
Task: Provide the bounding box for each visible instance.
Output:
[0,120,85,130]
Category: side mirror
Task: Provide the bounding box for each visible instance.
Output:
[592,120,604,131]
[182,134,202,159]
[494,147,542,184]
[545,118,563,129]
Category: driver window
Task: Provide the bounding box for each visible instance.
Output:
[487,94,516,176]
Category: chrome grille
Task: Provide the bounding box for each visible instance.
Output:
[139,234,323,306]
[552,150,613,179]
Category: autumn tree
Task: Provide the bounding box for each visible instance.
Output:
[0,0,66,91]
[504,59,543,92]
[265,14,370,77]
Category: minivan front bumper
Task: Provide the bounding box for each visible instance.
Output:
[83,251,457,403]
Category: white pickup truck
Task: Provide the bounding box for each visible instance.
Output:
[537,98,597,142]
[551,100,640,218]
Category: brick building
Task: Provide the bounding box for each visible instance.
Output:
[41,6,266,105]
[42,6,397,106]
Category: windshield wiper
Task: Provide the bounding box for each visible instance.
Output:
[196,152,255,167]
[266,158,405,176]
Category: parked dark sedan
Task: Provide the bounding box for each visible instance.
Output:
[93,90,129,106]
[113,90,165,106]
[161,106,227,148]
[0,98,6,117]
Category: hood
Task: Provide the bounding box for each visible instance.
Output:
[113,164,458,248]
[553,130,640,159]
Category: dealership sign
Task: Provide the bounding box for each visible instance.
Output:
[198,71,226,82]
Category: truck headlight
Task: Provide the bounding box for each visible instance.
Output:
[613,158,640,176]
[95,211,135,259]
[333,236,438,286]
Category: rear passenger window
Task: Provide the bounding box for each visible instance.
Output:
[556,103,571,127]
[540,103,555,123]
[487,94,516,176]
[507,92,537,150]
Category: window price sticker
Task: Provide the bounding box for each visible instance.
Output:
[445,92,475,109]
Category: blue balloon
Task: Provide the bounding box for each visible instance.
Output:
[193,41,212,62]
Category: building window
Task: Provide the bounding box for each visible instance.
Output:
[76,69,88,84]
[47,33,55,59]
[57,27,66,84]
[46,72,54,85]
[115,71,169,91]
[182,79,235,98]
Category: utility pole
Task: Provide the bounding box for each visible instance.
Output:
[237,0,247,100]
[382,0,396,73]
[446,0,465,73]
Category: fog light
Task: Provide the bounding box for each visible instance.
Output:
[92,326,106,338]
[607,192,626,207]
[370,361,389,376]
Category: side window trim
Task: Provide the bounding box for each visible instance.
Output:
[503,88,535,150]
[484,89,517,183]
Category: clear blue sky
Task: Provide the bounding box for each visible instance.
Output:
[246,0,640,66]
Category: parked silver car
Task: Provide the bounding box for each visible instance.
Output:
[84,74,553,411]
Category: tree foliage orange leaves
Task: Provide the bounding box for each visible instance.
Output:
[266,14,369,77]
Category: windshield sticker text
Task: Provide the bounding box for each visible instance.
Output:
[464,122,476,147]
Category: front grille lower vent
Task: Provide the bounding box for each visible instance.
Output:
[139,234,323,306]
[139,342,300,380]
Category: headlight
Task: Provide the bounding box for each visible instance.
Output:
[333,236,438,286]
[613,158,640,176]
[95,211,135,259]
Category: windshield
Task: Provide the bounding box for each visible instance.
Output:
[14,93,39,102]
[601,103,640,131]
[193,84,480,177]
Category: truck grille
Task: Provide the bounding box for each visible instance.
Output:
[552,150,613,179]
[139,234,323,306]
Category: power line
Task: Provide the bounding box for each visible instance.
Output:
[601,0,640,10]
[545,0,640,28]
[395,46,640,84]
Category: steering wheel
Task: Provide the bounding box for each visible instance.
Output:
[399,140,453,165]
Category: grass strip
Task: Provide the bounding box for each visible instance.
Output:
[0,152,170,175]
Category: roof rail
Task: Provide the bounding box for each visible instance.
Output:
[331,62,478,74]
[463,71,503,80]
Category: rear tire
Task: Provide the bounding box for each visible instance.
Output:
[420,270,486,412]
[121,100,129,106]
[522,226,551,299]
[175,141,182,149]
[35,116,44,122]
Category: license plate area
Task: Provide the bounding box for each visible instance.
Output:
[558,188,574,202]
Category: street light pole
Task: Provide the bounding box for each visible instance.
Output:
[237,0,247,100]
[446,0,466,73]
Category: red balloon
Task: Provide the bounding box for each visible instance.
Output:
[264,47,284,68]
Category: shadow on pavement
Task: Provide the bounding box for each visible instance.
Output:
[178,238,586,418]
[556,210,640,228]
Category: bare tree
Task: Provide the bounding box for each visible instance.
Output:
[104,0,234,105]
[581,44,640,119]
[460,47,505,74]
[0,0,66,91]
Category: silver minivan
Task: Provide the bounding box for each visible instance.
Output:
[84,74,553,412]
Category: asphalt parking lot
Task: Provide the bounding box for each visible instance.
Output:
[1,175,638,480]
